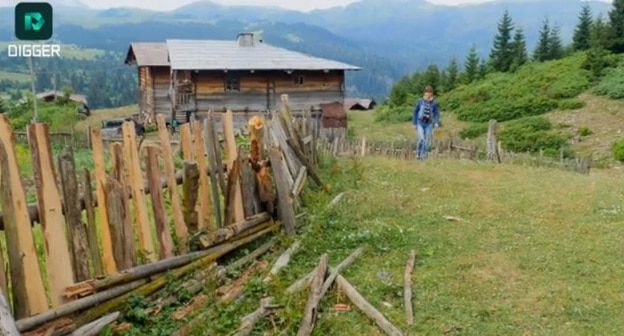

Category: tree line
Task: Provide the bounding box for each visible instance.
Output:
[386,0,624,107]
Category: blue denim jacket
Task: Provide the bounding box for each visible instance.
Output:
[413,99,440,126]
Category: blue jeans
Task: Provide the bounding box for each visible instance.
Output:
[416,123,433,159]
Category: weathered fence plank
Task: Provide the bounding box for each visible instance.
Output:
[0,115,48,318]
[91,128,117,274]
[122,121,156,263]
[105,176,135,270]
[28,123,75,307]
[179,123,194,161]
[156,115,188,253]
[203,116,223,228]
[269,148,296,236]
[82,169,104,277]
[192,121,214,232]
[146,146,175,260]
[58,147,91,282]
[223,110,245,224]
[182,161,200,232]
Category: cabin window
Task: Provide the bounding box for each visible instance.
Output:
[225,73,240,92]
[294,75,304,85]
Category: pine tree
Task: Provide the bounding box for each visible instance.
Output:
[510,26,528,70]
[591,14,610,50]
[463,45,480,84]
[573,5,593,51]
[423,64,441,92]
[446,57,460,91]
[548,24,564,60]
[534,19,551,61]
[478,59,489,79]
[0,96,5,113]
[608,0,624,53]
[489,10,515,72]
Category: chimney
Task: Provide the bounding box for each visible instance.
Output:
[237,33,255,47]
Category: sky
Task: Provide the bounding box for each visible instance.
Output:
[0,0,595,12]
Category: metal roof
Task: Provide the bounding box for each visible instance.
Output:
[166,39,361,71]
[125,42,169,67]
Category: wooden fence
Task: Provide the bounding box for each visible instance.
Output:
[322,135,591,175]
[0,94,322,335]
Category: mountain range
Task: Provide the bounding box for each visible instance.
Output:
[0,0,614,99]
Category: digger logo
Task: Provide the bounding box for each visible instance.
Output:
[15,2,53,40]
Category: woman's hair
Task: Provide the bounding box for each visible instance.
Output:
[424,85,434,94]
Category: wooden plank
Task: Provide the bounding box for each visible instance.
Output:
[192,121,215,232]
[28,123,75,308]
[82,169,104,277]
[404,250,416,326]
[240,155,260,217]
[156,115,188,254]
[58,147,90,282]
[0,115,47,318]
[122,121,156,263]
[208,110,227,194]
[105,177,135,270]
[268,148,297,236]
[297,254,328,336]
[224,152,242,226]
[182,161,200,232]
[145,146,175,260]
[222,110,245,224]
[179,123,194,161]
[248,116,265,162]
[203,116,223,228]
[91,128,117,274]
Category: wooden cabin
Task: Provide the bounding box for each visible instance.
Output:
[125,33,360,130]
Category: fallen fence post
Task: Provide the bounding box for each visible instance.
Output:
[297,254,328,336]
[404,250,416,326]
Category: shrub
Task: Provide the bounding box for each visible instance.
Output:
[558,98,586,110]
[374,105,413,123]
[578,127,593,137]
[612,139,624,161]
[594,65,624,99]
[459,123,488,139]
[438,53,591,122]
[499,116,571,157]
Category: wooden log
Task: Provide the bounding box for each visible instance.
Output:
[336,275,403,336]
[286,138,325,189]
[26,222,281,333]
[297,254,328,336]
[192,121,215,231]
[73,223,280,328]
[286,247,363,294]
[182,161,199,232]
[69,311,119,336]
[156,115,188,253]
[232,297,277,336]
[122,121,156,263]
[269,148,297,236]
[58,147,91,282]
[404,250,416,326]
[0,291,19,336]
[223,110,245,224]
[91,128,117,275]
[179,123,194,161]
[226,238,276,271]
[17,279,148,332]
[213,212,271,243]
[145,146,175,260]
[82,169,104,277]
[248,116,265,162]
[28,123,75,307]
[264,240,301,282]
[105,178,135,270]
[203,116,223,229]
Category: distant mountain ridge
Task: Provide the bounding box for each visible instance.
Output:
[0,0,615,99]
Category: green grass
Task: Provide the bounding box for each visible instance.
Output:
[127,155,624,335]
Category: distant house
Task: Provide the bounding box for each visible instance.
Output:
[36,90,90,115]
[344,98,377,111]
[124,33,360,130]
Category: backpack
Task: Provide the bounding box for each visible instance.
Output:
[420,100,433,124]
